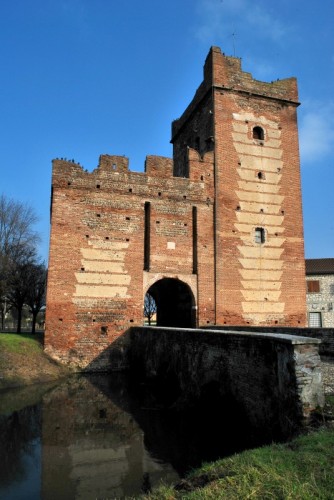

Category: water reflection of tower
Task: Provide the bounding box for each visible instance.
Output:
[41,377,178,499]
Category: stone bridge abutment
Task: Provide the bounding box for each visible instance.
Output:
[129,327,324,439]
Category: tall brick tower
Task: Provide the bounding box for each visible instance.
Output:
[45,47,307,370]
[172,46,306,326]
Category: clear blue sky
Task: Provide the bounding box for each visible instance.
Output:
[1,0,333,261]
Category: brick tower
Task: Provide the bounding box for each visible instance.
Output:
[172,46,306,326]
[45,47,307,370]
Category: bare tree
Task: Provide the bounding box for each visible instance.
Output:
[0,289,9,331]
[25,262,47,333]
[144,293,157,325]
[0,252,11,329]
[6,247,37,333]
[0,194,40,332]
[0,194,39,258]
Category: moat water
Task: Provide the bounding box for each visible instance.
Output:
[0,374,260,499]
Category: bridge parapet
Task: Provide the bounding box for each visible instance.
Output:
[129,327,324,439]
[207,325,334,357]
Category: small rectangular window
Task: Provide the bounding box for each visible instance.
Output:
[307,280,320,293]
[254,227,265,244]
[308,312,322,327]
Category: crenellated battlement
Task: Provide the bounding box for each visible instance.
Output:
[208,46,298,102]
[172,46,298,144]
[52,149,214,189]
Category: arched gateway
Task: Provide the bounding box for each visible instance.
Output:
[146,278,196,328]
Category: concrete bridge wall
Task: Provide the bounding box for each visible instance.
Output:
[129,327,324,439]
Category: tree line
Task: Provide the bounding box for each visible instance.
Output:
[0,194,46,333]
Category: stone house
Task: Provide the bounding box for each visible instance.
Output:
[306,258,334,327]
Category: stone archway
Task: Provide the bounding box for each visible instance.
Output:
[145,278,196,328]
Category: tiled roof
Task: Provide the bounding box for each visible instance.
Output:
[305,258,334,275]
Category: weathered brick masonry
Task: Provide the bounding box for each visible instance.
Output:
[45,46,307,370]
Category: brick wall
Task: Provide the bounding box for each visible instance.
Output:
[45,152,215,369]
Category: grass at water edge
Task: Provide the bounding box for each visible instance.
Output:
[142,414,334,499]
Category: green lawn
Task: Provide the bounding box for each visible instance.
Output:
[0,332,43,353]
[145,427,334,499]
[0,332,68,392]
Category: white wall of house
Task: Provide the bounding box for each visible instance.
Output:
[306,274,334,327]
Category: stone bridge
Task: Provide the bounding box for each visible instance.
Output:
[129,327,324,440]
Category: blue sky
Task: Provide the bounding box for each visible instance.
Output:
[1,0,333,261]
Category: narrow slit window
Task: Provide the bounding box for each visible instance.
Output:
[254,227,265,244]
[195,136,200,152]
[192,206,198,274]
[144,202,150,271]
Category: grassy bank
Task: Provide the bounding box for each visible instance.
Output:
[0,332,69,390]
[145,424,334,499]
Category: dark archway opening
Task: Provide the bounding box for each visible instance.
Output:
[146,278,195,328]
